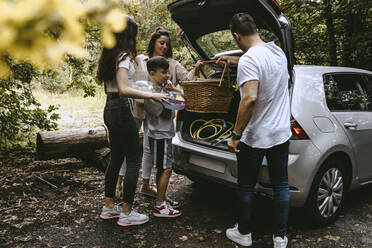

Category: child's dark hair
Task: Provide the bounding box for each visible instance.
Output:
[146,56,169,73]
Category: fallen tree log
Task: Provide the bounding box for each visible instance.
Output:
[36,126,143,171]
[78,147,111,172]
[36,126,110,160]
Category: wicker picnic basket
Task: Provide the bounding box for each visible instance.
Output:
[181,60,234,114]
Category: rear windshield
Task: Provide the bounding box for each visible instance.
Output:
[196,29,279,58]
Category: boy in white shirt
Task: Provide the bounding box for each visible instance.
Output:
[144,56,182,217]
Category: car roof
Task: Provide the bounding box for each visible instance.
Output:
[294,65,372,76]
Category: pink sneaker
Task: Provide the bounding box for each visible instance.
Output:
[153,202,181,218]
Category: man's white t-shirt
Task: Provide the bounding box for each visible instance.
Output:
[237,41,291,149]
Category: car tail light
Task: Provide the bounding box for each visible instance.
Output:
[290,120,309,140]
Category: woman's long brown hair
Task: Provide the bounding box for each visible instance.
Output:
[146,27,173,58]
[97,17,138,83]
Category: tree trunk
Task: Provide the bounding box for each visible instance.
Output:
[36,126,110,160]
[323,0,338,66]
[341,6,355,67]
[324,0,338,66]
[37,125,144,169]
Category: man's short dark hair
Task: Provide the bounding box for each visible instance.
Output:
[230,13,257,36]
[146,56,169,73]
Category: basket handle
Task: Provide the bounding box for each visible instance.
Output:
[192,60,231,88]
[218,62,231,88]
[191,60,217,80]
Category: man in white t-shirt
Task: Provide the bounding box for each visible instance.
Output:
[217,13,291,248]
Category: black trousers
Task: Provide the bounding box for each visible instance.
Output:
[103,94,140,204]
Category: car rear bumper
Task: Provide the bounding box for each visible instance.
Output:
[172,132,322,207]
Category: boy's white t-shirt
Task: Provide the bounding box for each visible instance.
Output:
[237,41,291,149]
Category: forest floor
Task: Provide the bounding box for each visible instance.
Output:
[1,152,372,248]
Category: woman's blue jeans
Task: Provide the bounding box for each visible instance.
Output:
[236,141,290,236]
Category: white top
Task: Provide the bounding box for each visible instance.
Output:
[118,56,135,82]
[105,54,135,93]
[237,41,291,148]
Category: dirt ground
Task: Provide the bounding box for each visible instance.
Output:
[1,153,372,248]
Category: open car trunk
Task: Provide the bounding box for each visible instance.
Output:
[179,90,241,150]
[169,0,294,149]
[177,68,240,150]
[168,0,294,72]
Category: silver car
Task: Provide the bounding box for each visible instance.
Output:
[168,0,372,225]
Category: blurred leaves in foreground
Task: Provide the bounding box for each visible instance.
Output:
[0,0,126,151]
[0,0,126,78]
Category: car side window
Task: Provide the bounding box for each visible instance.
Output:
[324,74,344,111]
[324,73,367,111]
[367,76,372,86]
[359,75,372,110]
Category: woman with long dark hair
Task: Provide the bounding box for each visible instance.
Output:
[97,17,168,226]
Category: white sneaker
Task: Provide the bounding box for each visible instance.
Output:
[117,210,149,226]
[226,224,252,247]
[273,235,288,248]
[153,201,181,218]
[99,204,122,219]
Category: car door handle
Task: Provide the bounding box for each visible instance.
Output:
[344,122,358,128]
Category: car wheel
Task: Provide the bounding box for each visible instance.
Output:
[306,158,346,226]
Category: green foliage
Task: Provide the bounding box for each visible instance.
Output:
[0,60,59,151]
[281,0,372,70]
[65,56,98,97]
[196,30,238,57]
[39,70,68,93]
[124,0,197,70]
[0,9,102,151]
[39,24,101,97]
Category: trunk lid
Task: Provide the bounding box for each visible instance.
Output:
[168,0,294,73]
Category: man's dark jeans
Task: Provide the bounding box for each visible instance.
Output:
[236,140,290,236]
[103,94,141,204]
